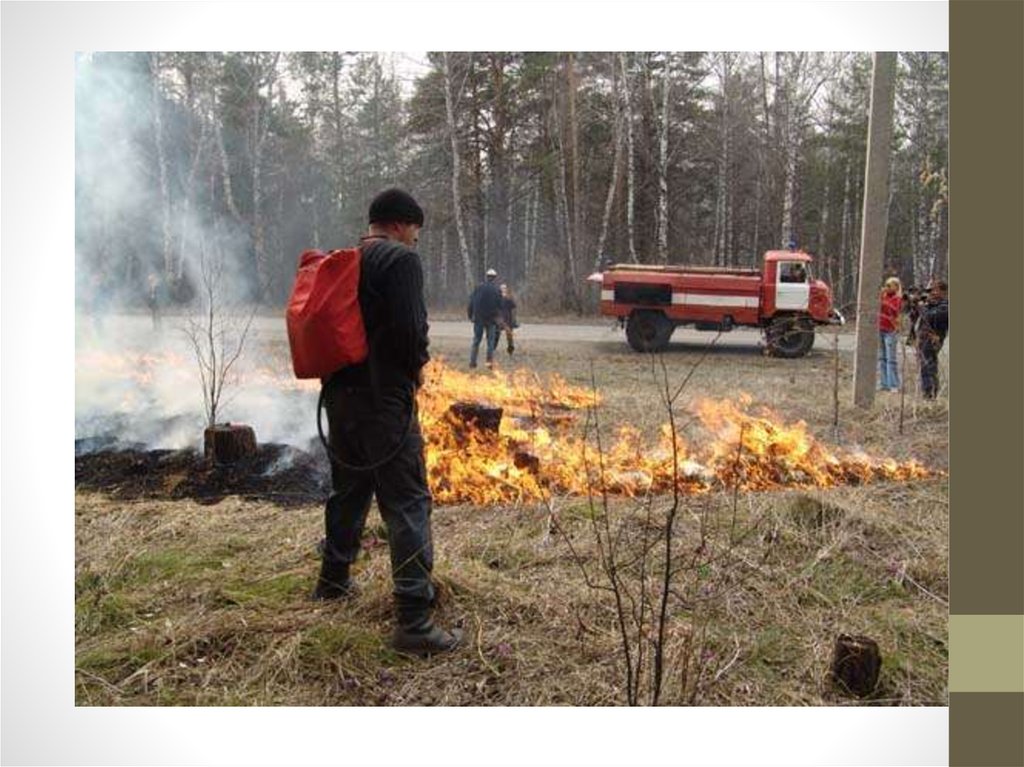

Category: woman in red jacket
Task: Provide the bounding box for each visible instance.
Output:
[878,277,903,391]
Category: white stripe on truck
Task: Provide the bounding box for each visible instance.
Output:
[601,288,758,309]
[672,293,759,308]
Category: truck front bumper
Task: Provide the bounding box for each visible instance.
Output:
[827,308,846,325]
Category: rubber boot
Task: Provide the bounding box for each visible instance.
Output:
[391,604,463,657]
[311,560,357,601]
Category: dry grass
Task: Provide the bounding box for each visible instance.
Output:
[76,332,948,706]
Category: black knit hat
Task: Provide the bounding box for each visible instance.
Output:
[368,188,425,226]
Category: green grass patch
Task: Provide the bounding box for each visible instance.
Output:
[76,592,138,634]
[77,640,165,680]
[120,547,226,585]
[217,572,309,607]
[299,622,400,666]
[804,557,894,605]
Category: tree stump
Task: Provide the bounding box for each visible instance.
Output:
[204,423,257,464]
[448,401,503,436]
[830,634,882,697]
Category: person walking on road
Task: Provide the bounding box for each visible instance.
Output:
[467,268,502,368]
[498,283,518,356]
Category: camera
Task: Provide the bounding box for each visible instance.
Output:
[903,285,927,303]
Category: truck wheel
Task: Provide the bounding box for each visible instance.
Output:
[626,311,673,352]
[767,317,815,358]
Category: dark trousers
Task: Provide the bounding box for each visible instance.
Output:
[918,337,942,398]
[321,383,434,610]
[470,320,499,366]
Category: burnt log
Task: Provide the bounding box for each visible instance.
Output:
[830,634,882,697]
[513,448,540,474]
[204,423,257,464]
[448,401,503,435]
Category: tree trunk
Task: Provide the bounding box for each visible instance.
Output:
[551,84,580,311]
[657,53,671,263]
[179,107,210,280]
[852,52,897,408]
[208,54,242,223]
[779,53,807,250]
[249,53,279,301]
[331,52,345,221]
[150,53,174,281]
[817,147,832,275]
[567,53,582,271]
[619,54,638,263]
[526,185,539,277]
[595,55,624,271]
[441,53,475,290]
[439,225,449,294]
[713,55,731,266]
[932,184,948,278]
[839,160,852,308]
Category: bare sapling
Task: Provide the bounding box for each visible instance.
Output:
[832,330,841,441]
[898,335,908,434]
[550,337,765,705]
[182,241,255,430]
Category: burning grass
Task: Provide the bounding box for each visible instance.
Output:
[75,332,948,706]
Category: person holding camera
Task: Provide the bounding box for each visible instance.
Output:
[878,276,903,392]
[916,280,949,399]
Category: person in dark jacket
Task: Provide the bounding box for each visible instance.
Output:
[312,188,462,657]
[498,283,518,356]
[467,268,502,368]
[916,279,949,399]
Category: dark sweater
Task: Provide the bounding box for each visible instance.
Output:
[500,297,517,328]
[468,281,502,324]
[920,298,949,346]
[331,236,429,390]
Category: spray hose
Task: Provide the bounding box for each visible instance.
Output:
[316,384,415,473]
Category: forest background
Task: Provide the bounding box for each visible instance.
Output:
[75,51,948,317]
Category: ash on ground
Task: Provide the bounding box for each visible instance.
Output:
[74,441,329,507]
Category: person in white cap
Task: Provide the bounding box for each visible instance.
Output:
[467,268,502,368]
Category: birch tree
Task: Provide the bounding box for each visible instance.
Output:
[656,53,672,263]
[441,52,474,289]
[595,53,624,270]
[619,54,638,263]
[149,52,173,280]
[246,52,280,300]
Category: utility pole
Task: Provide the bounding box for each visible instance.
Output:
[852,52,897,408]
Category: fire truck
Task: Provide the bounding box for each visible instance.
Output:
[589,250,844,357]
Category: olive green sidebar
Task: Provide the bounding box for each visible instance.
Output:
[949,1,1024,766]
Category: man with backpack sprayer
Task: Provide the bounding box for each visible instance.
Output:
[289,188,462,656]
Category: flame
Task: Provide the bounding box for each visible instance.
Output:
[77,350,935,504]
[412,361,932,503]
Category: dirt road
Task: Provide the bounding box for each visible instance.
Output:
[427,320,857,354]
[80,312,865,355]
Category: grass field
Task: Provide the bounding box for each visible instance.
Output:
[75,332,949,706]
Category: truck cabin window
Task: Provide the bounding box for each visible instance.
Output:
[779,262,808,284]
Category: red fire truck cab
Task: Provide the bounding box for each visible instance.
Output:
[589,251,844,357]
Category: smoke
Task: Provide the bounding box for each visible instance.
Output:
[75,52,257,314]
[75,315,321,453]
[76,53,315,455]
